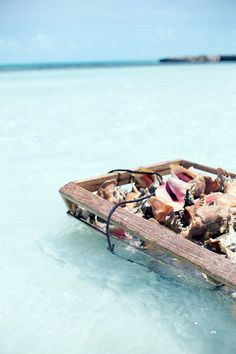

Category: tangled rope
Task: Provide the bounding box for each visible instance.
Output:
[105,167,162,253]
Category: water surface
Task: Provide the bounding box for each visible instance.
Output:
[0,64,236,354]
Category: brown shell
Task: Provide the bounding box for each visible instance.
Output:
[149,196,174,223]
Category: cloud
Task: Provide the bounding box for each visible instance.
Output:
[0,38,19,51]
[31,33,51,50]
[0,34,52,55]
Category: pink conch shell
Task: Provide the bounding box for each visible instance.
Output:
[133,167,155,188]
[170,164,196,182]
[154,177,189,211]
[170,164,220,196]
[170,164,205,196]
[205,183,236,208]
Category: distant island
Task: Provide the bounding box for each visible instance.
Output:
[159,55,236,63]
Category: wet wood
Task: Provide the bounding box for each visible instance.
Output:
[59,182,236,290]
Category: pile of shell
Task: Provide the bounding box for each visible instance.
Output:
[96,164,236,261]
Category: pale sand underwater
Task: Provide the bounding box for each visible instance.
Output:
[0,64,236,354]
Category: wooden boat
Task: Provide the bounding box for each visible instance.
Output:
[59,159,236,291]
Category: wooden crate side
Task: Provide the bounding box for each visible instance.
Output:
[72,159,181,192]
[180,159,236,178]
[70,159,236,193]
[59,183,236,290]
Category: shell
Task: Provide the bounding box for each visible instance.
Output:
[97,179,124,204]
[216,194,236,208]
[124,185,141,209]
[170,164,220,196]
[154,177,189,211]
[133,167,155,188]
[170,163,196,181]
[182,204,231,240]
[148,197,174,223]
[212,226,236,262]
[224,178,236,196]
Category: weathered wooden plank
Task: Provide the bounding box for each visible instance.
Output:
[180,159,236,178]
[59,182,236,290]
[73,159,181,192]
[72,158,236,193]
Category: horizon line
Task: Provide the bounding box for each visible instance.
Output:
[0,59,159,70]
[1,55,236,72]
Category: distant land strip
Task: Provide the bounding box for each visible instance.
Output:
[159,55,236,63]
[0,55,236,72]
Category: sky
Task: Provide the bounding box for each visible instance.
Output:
[0,0,236,64]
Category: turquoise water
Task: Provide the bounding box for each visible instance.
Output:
[0,64,236,354]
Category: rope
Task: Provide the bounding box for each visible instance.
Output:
[107,169,163,185]
[105,192,155,253]
[105,167,162,265]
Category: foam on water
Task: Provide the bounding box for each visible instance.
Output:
[1,64,236,354]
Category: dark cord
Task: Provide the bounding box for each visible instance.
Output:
[105,192,155,253]
[108,168,163,185]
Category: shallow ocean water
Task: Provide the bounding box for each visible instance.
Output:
[0,64,236,354]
